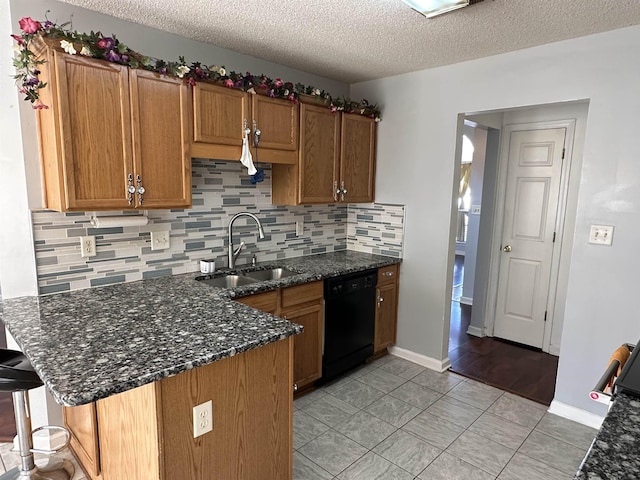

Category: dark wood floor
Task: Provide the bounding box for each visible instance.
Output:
[0,322,16,442]
[448,256,559,406]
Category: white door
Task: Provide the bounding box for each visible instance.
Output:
[494,127,566,348]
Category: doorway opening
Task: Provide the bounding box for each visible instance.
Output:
[446,102,589,406]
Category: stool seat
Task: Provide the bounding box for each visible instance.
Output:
[0,349,43,392]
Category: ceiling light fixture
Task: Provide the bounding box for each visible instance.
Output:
[401,0,470,18]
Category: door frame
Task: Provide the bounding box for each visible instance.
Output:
[483,119,576,353]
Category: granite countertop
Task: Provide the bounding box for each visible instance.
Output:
[575,392,640,479]
[0,251,400,407]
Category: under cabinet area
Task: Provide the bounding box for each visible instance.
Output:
[64,338,293,480]
[272,101,376,205]
[191,82,298,164]
[33,39,191,211]
[236,281,323,390]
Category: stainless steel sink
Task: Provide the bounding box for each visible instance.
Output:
[198,275,258,288]
[243,268,299,281]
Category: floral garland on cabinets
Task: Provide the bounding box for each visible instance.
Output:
[11,15,382,120]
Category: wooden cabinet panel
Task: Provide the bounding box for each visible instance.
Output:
[130,70,191,208]
[374,282,398,354]
[280,281,323,310]
[378,264,399,286]
[252,95,298,152]
[283,304,323,389]
[340,114,376,203]
[298,103,340,204]
[160,337,293,480]
[236,290,278,314]
[64,403,101,479]
[34,42,192,211]
[54,53,132,210]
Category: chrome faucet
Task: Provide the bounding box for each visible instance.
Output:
[227,212,265,269]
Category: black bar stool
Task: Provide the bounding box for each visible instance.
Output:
[0,349,74,480]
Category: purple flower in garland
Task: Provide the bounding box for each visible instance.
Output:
[97,37,115,50]
[25,77,39,86]
[105,50,121,62]
[268,89,275,98]
[120,54,129,63]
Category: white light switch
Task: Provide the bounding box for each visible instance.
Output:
[470,205,481,215]
[588,225,614,246]
[295,221,304,237]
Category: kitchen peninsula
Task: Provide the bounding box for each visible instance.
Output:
[0,251,400,480]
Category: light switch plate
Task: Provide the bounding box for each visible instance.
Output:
[151,231,170,251]
[588,225,614,246]
[193,400,213,438]
[295,221,304,237]
[471,205,481,215]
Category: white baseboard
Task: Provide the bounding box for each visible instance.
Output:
[14,428,68,452]
[548,400,605,430]
[460,296,473,306]
[466,325,484,337]
[388,346,450,373]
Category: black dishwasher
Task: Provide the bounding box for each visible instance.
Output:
[321,269,377,382]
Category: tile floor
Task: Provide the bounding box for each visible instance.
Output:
[294,355,597,480]
[0,355,597,480]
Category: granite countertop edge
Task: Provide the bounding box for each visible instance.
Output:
[0,251,401,407]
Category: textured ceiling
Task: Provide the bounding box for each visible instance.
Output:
[57,0,640,83]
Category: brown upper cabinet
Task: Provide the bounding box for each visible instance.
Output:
[272,102,376,205]
[34,40,191,211]
[192,83,298,165]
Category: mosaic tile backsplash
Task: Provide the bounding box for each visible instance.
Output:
[32,160,404,294]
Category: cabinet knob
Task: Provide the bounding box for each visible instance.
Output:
[383,271,394,277]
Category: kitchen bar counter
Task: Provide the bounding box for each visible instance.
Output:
[575,392,640,478]
[0,250,400,407]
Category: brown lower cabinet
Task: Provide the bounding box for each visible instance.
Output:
[64,337,293,480]
[237,281,323,390]
[374,264,400,355]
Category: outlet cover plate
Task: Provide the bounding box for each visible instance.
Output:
[295,221,304,237]
[80,236,96,257]
[193,400,213,438]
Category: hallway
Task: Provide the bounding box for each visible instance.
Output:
[448,256,559,406]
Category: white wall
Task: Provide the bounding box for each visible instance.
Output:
[352,25,640,416]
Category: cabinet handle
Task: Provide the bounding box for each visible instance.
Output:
[127,173,135,205]
[293,383,298,393]
[340,181,347,202]
[136,175,145,206]
[252,120,261,148]
[333,181,340,202]
[382,271,395,277]
[376,289,382,308]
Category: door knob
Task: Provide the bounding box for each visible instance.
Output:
[503,245,512,252]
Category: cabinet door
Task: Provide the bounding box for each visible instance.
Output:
[340,114,376,203]
[54,53,133,210]
[130,70,191,208]
[283,303,323,389]
[298,103,340,204]
[63,403,101,479]
[251,95,298,164]
[374,283,398,354]
[191,83,249,160]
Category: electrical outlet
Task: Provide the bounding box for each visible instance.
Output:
[193,400,213,438]
[295,221,304,237]
[151,231,170,251]
[588,225,614,246]
[80,236,96,257]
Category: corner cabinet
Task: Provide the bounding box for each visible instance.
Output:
[191,82,298,164]
[236,281,323,390]
[64,338,293,480]
[272,102,376,205]
[374,264,400,355]
[34,41,191,211]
